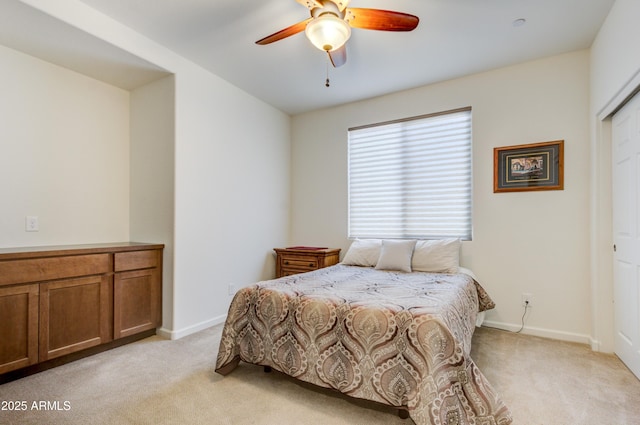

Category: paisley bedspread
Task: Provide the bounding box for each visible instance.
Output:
[215,265,512,425]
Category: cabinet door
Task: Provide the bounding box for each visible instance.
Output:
[114,268,161,339]
[39,275,111,361]
[0,284,39,374]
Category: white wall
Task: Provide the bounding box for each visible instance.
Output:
[7,0,292,339]
[589,0,640,352]
[591,0,640,114]
[172,67,291,337]
[291,50,592,344]
[0,44,130,247]
[12,0,628,347]
[130,75,176,331]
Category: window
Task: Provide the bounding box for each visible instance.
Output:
[348,107,472,240]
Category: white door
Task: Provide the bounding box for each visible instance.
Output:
[613,91,640,379]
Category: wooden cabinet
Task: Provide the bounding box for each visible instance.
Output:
[114,250,162,339]
[39,275,112,361]
[274,247,341,278]
[0,284,39,374]
[0,243,163,376]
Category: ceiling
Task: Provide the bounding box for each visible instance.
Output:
[0,1,171,90]
[3,0,616,115]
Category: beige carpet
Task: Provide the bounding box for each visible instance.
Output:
[1,325,639,425]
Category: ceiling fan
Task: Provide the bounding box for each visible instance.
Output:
[256,0,419,68]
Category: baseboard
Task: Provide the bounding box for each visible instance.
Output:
[482,320,592,346]
[159,316,599,349]
[160,316,599,347]
[157,314,227,340]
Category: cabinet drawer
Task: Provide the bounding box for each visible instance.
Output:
[274,248,341,278]
[281,256,318,269]
[114,250,158,272]
[0,254,110,286]
[280,268,305,277]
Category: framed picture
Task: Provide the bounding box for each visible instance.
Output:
[493,140,564,193]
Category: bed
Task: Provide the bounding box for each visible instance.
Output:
[215,240,512,425]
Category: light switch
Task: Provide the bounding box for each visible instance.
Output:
[26,216,39,232]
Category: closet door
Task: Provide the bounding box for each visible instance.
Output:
[612,91,640,379]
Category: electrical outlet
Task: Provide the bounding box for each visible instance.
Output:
[25,216,39,232]
[521,293,533,307]
[228,283,236,295]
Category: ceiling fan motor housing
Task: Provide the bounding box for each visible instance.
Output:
[309,0,344,18]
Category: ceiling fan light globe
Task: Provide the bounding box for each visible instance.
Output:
[305,14,351,52]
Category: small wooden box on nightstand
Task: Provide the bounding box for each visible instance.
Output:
[274,247,341,278]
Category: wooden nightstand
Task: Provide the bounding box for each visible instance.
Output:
[274,247,341,278]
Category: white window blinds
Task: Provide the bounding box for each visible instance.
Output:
[348,108,472,240]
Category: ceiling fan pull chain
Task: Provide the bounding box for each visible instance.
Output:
[325,57,331,87]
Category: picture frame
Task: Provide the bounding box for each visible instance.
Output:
[493,140,564,193]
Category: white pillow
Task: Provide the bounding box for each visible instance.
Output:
[375,239,417,272]
[411,239,460,273]
[341,239,381,267]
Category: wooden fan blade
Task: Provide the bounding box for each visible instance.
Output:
[328,45,347,67]
[345,8,419,31]
[256,18,312,45]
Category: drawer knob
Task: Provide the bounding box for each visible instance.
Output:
[309,263,314,267]
[284,260,289,265]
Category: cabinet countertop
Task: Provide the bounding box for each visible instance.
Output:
[0,242,165,260]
